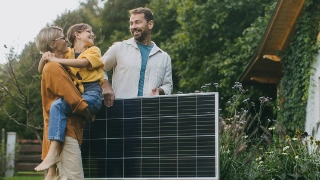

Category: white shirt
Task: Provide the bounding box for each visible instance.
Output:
[102,38,173,98]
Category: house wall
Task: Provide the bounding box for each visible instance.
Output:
[306,52,320,140]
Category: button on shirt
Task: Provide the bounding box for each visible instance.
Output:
[102,38,173,98]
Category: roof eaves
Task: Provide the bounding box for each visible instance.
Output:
[238,0,283,82]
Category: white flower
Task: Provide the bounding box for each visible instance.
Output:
[226,149,230,154]
[295,155,299,159]
[292,138,298,141]
[259,161,263,164]
[268,126,275,130]
[282,153,288,155]
[283,146,290,151]
[255,156,262,161]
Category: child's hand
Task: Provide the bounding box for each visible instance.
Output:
[41,51,51,63]
[41,51,56,62]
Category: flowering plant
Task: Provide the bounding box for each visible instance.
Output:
[201,82,320,179]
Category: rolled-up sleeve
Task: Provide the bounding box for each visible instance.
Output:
[83,46,103,69]
[102,43,119,81]
[159,56,173,95]
[102,43,118,72]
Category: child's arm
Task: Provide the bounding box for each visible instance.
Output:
[49,56,91,68]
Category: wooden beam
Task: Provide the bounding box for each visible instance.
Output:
[263,55,281,62]
[251,77,280,84]
[277,0,305,51]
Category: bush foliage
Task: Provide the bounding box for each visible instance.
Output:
[217,82,320,180]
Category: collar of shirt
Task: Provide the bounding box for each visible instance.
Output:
[125,37,164,56]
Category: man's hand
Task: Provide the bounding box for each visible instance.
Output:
[102,80,114,107]
[150,88,164,96]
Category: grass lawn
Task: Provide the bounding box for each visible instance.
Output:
[3,171,44,180]
[4,177,43,180]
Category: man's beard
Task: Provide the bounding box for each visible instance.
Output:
[132,29,148,42]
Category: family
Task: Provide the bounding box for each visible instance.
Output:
[33,7,173,180]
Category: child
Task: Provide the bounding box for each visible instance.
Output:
[35,23,104,174]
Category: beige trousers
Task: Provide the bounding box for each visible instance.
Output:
[57,136,84,180]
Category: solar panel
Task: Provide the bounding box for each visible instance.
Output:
[82,93,219,180]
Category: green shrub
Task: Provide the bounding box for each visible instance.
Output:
[213,82,320,180]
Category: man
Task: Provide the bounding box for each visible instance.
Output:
[102,7,173,107]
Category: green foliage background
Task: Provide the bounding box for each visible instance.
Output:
[278,0,320,133]
[0,0,319,140]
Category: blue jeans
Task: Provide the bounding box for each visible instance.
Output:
[48,91,102,142]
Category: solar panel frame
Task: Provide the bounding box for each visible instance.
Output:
[82,92,219,180]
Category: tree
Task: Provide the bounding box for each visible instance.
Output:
[0,0,281,139]
[0,0,106,140]
[99,0,150,50]
[0,44,42,140]
[163,0,276,94]
[52,0,105,48]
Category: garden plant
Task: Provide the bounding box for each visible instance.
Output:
[206,82,320,180]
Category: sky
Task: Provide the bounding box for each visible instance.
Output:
[0,0,85,63]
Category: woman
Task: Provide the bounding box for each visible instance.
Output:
[35,26,90,180]
[35,23,104,178]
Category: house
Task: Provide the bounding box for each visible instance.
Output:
[306,41,320,140]
[237,0,320,138]
[238,0,305,85]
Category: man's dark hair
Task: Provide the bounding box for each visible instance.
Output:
[129,7,154,22]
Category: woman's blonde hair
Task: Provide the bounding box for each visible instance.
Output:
[35,26,63,53]
[67,23,91,48]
